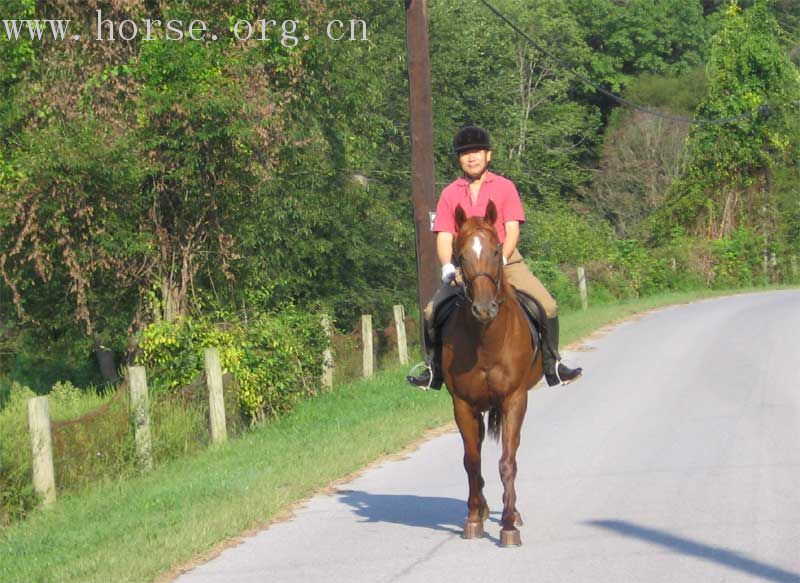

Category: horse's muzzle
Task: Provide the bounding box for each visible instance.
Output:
[471,300,499,323]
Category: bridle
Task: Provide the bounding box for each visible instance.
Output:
[457,240,505,307]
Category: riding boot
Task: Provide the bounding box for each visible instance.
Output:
[541,316,582,387]
[406,319,443,390]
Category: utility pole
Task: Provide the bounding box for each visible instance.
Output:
[405,0,438,353]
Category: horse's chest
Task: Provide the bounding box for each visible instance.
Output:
[467,353,521,393]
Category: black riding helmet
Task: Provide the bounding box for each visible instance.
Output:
[453,126,491,155]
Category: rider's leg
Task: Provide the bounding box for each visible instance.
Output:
[504,250,582,387]
[406,284,459,390]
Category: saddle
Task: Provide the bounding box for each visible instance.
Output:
[434,288,542,362]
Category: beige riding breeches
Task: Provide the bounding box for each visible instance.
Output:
[503,249,558,318]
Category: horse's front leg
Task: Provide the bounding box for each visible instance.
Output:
[453,398,486,538]
[477,409,490,522]
[499,389,528,547]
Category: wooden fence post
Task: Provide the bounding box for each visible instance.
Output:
[127,366,153,471]
[361,314,373,378]
[204,347,227,444]
[27,396,56,506]
[393,305,409,366]
[577,266,588,311]
[321,315,334,391]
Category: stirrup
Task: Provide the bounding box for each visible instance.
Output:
[552,359,582,386]
[406,361,433,391]
[555,359,565,385]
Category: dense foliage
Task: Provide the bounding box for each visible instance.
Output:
[137,307,327,420]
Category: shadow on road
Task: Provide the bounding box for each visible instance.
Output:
[337,489,499,537]
[586,519,800,583]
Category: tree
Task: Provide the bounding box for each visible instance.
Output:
[655,0,800,242]
[585,69,709,236]
[567,0,709,92]
[0,1,322,349]
[429,0,599,199]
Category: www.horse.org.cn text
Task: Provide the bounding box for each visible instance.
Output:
[2,11,369,47]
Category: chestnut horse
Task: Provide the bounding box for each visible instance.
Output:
[442,200,543,547]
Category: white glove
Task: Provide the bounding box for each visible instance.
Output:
[441,263,456,285]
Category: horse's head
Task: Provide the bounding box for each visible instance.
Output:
[454,200,505,324]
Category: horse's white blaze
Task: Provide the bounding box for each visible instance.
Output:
[471,236,483,259]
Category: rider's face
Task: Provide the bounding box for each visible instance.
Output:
[458,148,492,179]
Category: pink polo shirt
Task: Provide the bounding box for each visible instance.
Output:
[433,171,525,243]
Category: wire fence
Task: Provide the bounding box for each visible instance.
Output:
[331,314,420,384]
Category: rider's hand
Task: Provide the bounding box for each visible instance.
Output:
[441,263,456,285]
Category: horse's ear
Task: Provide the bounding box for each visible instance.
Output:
[455,204,467,229]
[485,200,498,225]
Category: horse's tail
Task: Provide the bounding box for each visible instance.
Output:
[488,406,502,441]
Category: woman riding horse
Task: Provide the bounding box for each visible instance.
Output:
[407,125,582,391]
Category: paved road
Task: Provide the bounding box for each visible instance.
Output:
[176,290,800,583]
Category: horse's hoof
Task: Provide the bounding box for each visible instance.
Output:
[514,511,524,527]
[500,529,522,547]
[463,521,484,539]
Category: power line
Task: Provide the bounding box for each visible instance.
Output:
[477,0,772,126]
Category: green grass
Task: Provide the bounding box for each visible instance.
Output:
[0,285,794,583]
[0,372,453,583]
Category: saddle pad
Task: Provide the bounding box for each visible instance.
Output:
[513,290,543,341]
[434,288,465,331]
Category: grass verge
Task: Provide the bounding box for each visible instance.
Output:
[0,286,793,583]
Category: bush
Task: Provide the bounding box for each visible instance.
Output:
[236,309,327,421]
[137,306,328,422]
[583,261,638,304]
[711,228,764,288]
[527,259,582,312]
[521,196,615,266]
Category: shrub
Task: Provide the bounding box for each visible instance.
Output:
[711,228,763,288]
[527,259,582,312]
[137,307,328,422]
[583,261,637,304]
[236,309,327,421]
[521,196,615,266]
